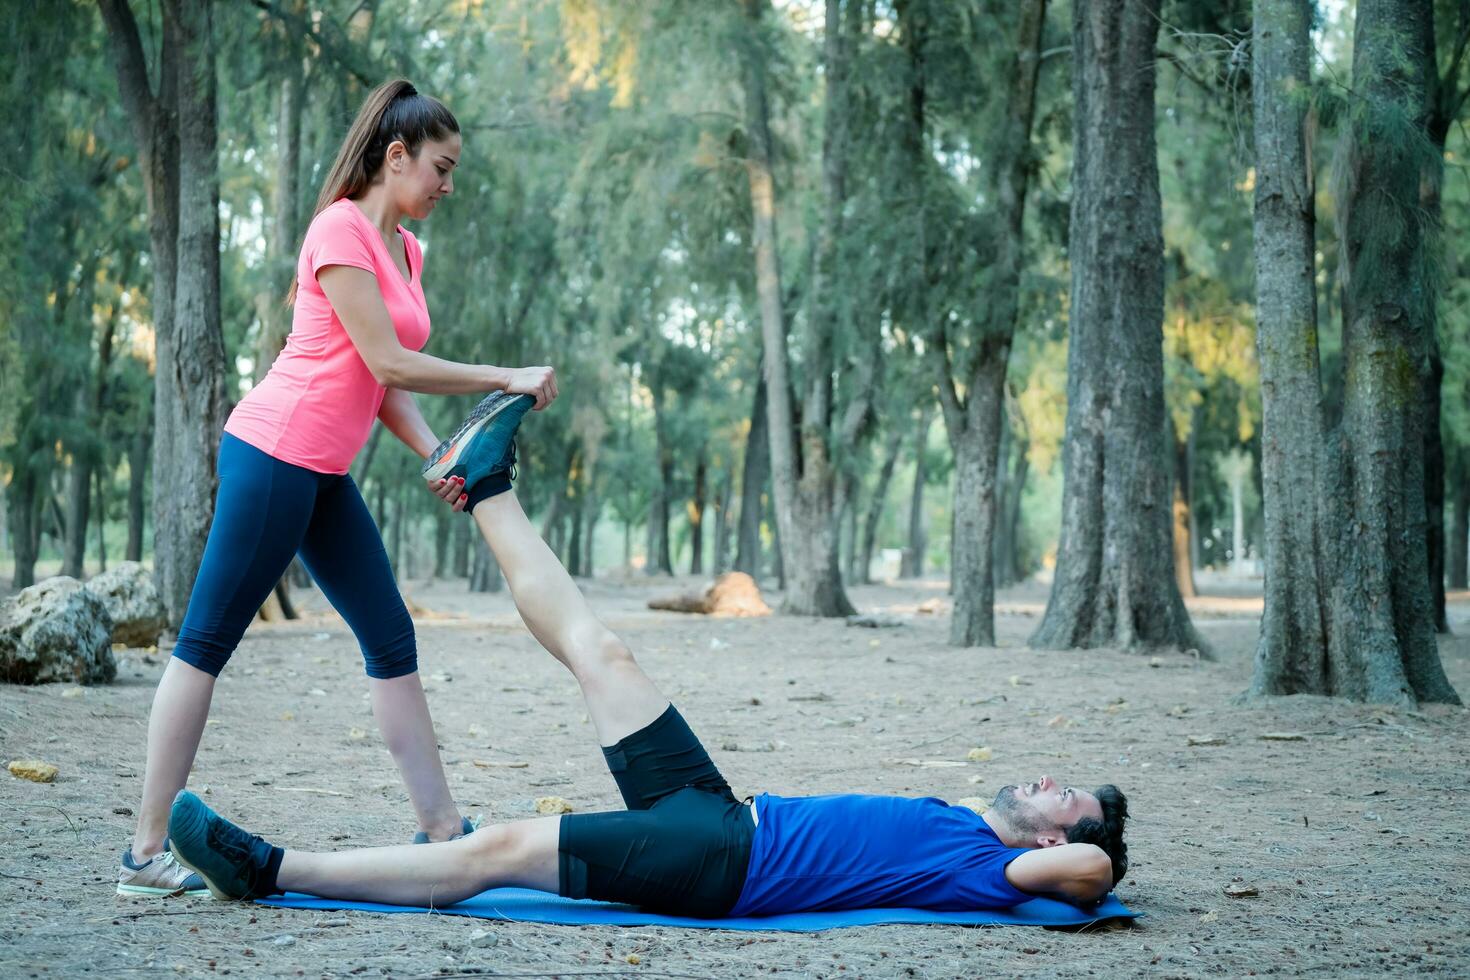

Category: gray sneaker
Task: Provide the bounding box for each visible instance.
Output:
[117,841,208,896]
[411,814,481,845]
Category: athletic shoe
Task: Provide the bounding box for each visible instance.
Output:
[411,814,481,845]
[167,790,280,901]
[116,842,209,897]
[421,391,533,487]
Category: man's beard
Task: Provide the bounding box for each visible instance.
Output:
[991,785,1052,838]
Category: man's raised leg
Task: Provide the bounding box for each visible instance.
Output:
[469,490,666,745]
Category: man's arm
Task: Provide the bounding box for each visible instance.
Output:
[1004,843,1113,904]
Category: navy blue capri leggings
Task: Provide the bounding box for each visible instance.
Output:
[171,433,417,679]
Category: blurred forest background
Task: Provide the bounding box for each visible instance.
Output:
[2,0,1466,704]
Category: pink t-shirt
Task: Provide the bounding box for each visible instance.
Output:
[225,199,431,474]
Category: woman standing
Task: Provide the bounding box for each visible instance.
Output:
[118,80,556,896]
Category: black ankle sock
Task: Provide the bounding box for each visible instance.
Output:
[254,842,286,898]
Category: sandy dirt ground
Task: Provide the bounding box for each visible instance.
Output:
[2,572,1468,979]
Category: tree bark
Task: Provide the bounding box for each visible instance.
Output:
[1171,427,1197,598]
[469,540,502,593]
[1029,0,1201,653]
[1250,0,1458,704]
[713,474,733,573]
[647,391,673,575]
[689,453,707,575]
[901,408,931,578]
[126,417,149,562]
[100,0,227,629]
[1323,0,1457,703]
[734,374,769,576]
[738,0,855,616]
[903,0,1044,646]
[860,423,904,584]
[94,464,107,572]
[9,472,40,589]
[1449,464,1468,589]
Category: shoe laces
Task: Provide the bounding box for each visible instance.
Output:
[206,818,266,894]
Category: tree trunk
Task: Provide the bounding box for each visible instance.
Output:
[734,375,770,576]
[9,472,40,589]
[647,390,673,575]
[1449,466,1468,589]
[860,423,904,584]
[903,0,1043,646]
[1250,0,1457,704]
[94,464,108,573]
[452,512,471,578]
[469,541,502,593]
[255,8,305,379]
[101,0,228,629]
[689,453,706,575]
[738,0,854,616]
[126,419,149,562]
[713,475,733,573]
[1030,0,1200,653]
[901,408,930,578]
[1172,428,1197,598]
[994,426,1030,590]
[1322,0,1457,702]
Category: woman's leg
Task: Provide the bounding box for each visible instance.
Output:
[132,436,318,862]
[277,817,562,906]
[468,490,667,745]
[299,474,464,842]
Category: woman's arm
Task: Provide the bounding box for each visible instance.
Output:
[377,387,440,459]
[378,388,468,511]
[318,265,557,406]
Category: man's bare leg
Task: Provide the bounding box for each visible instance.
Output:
[274,817,561,907]
[470,490,667,744]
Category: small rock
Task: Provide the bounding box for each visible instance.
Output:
[535,796,574,815]
[709,638,729,651]
[308,688,327,697]
[60,686,85,699]
[1223,883,1259,898]
[348,727,367,740]
[467,928,498,948]
[113,806,134,816]
[0,578,116,685]
[272,935,296,947]
[626,954,641,965]
[967,746,993,763]
[82,562,166,648]
[8,760,59,783]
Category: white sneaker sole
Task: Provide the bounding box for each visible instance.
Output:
[421,395,520,483]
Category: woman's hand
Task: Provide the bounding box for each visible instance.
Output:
[428,476,468,513]
[503,365,558,410]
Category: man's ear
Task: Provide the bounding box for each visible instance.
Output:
[1034,832,1067,848]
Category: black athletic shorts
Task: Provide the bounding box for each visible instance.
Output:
[557,705,755,918]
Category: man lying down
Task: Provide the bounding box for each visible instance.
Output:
[167,487,1128,918]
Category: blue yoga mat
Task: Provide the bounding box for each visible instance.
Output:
[260,887,1135,931]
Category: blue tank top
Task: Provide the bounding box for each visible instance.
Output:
[729,793,1033,917]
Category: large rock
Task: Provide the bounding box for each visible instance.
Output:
[83,562,166,647]
[1,577,116,685]
[647,572,772,618]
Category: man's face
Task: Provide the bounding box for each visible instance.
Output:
[992,775,1103,846]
